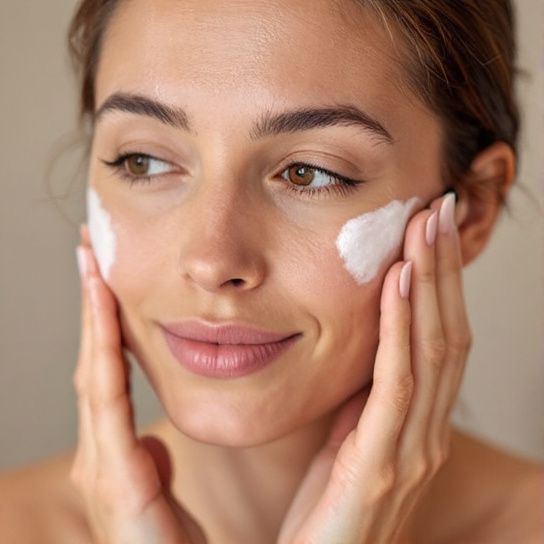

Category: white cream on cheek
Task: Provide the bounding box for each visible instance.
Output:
[336,196,421,285]
[86,186,118,282]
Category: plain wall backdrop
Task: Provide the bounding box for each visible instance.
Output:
[1,0,543,471]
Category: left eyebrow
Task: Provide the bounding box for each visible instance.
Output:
[95,92,394,145]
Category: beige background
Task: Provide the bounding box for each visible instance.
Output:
[1,1,543,471]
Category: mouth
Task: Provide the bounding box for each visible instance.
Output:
[159,319,302,378]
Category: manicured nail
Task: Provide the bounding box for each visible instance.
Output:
[76,246,88,279]
[425,211,438,246]
[399,261,413,300]
[439,192,456,234]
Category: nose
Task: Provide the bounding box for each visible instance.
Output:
[178,184,267,293]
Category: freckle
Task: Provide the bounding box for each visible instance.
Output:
[335,196,421,285]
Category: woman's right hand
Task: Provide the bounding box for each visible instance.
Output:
[70,224,208,544]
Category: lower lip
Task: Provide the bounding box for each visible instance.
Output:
[162,330,302,378]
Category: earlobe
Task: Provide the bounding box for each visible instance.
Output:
[455,141,516,267]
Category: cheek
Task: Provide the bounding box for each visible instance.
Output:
[288,196,422,382]
[278,227,381,352]
[86,186,167,303]
[336,196,421,284]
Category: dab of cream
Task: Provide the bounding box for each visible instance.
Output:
[86,186,117,281]
[336,196,421,284]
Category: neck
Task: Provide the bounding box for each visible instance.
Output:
[152,409,337,542]
[149,416,477,543]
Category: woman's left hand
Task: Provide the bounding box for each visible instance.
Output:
[278,192,473,544]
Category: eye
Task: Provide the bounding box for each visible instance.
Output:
[100,152,176,184]
[278,162,362,198]
[101,153,364,198]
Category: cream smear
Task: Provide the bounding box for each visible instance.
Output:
[336,196,421,284]
[86,186,117,282]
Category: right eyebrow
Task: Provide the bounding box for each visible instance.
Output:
[95,92,394,145]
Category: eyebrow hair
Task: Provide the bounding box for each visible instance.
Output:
[95,92,394,144]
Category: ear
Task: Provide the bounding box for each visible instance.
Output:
[430,142,516,267]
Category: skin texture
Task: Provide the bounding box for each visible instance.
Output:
[73,0,536,542]
[4,0,544,543]
[90,0,446,450]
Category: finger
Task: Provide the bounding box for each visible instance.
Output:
[430,193,472,446]
[85,248,138,462]
[75,246,93,387]
[75,244,101,397]
[276,264,413,543]
[140,435,174,490]
[73,245,98,476]
[395,204,445,465]
[352,260,413,470]
[326,385,372,450]
[80,223,91,247]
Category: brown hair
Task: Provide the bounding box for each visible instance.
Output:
[67,0,520,209]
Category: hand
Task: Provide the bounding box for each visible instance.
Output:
[277,192,472,544]
[70,225,208,544]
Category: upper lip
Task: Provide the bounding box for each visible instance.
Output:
[160,319,300,345]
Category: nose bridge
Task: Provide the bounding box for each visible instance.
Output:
[178,175,265,292]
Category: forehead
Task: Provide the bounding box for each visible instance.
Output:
[96,0,409,119]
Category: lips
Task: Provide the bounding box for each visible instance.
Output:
[160,319,302,378]
[161,320,298,345]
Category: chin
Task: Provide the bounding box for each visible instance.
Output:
[163,403,289,448]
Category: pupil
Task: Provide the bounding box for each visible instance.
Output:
[290,165,314,186]
[128,155,149,175]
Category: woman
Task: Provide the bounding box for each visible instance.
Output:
[1,0,542,542]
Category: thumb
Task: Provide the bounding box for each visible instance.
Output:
[140,435,173,489]
[326,384,372,449]
[140,435,209,543]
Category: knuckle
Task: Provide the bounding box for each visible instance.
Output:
[392,374,414,414]
[420,336,447,363]
[417,267,436,286]
[89,390,126,414]
[395,374,414,407]
[331,444,363,489]
[73,369,87,396]
[368,463,396,502]
[448,326,473,355]
[429,448,449,477]
[372,374,414,416]
[402,458,429,489]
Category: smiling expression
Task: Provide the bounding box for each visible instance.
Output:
[87,0,444,446]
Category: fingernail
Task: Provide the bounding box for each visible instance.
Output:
[425,211,438,246]
[439,192,456,234]
[76,246,88,279]
[399,261,413,300]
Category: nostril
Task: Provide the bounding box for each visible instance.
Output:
[230,278,245,287]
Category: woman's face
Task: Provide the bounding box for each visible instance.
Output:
[89,0,444,446]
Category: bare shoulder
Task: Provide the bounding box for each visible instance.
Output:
[451,430,544,543]
[493,462,544,543]
[0,450,92,544]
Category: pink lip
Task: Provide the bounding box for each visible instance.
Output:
[161,320,299,344]
[160,320,302,378]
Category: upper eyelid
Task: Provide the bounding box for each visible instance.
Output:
[101,151,360,183]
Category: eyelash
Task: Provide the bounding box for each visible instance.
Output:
[100,152,363,199]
